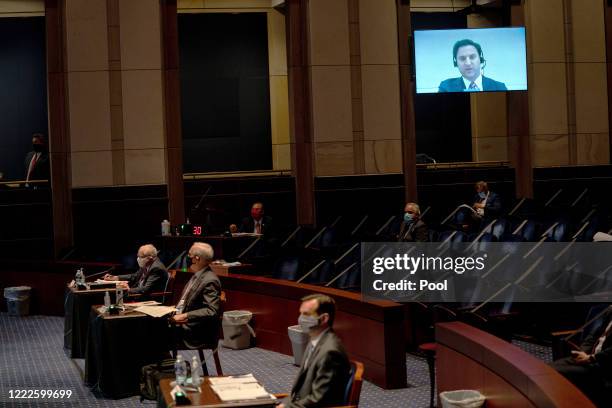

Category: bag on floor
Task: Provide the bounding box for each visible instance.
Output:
[140,358,176,401]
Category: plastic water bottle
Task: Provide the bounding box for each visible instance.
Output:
[161,219,171,236]
[75,268,85,286]
[175,355,187,386]
[191,355,201,386]
[116,287,124,306]
[104,291,111,308]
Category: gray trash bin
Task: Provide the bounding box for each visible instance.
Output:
[4,286,32,316]
[222,310,254,349]
[440,390,485,408]
[288,325,309,366]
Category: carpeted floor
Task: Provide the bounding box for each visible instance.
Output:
[0,313,552,407]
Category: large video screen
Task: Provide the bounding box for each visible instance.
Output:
[414,27,527,94]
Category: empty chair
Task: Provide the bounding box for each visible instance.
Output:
[272,256,302,281]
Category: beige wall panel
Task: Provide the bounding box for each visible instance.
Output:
[471,92,507,138]
[270,75,290,145]
[528,63,568,135]
[0,0,44,13]
[119,0,162,70]
[311,66,353,143]
[65,0,108,72]
[181,0,271,8]
[574,63,609,134]
[272,143,291,170]
[122,70,165,150]
[532,134,569,167]
[315,142,354,176]
[309,0,350,66]
[68,71,112,152]
[410,0,455,8]
[71,151,113,187]
[576,133,610,165]
[124,149,167,185]
[359,0,398,65]
[525,0,565,63]
[363,140,402,174]
[268,9,287,76]
[472,136,508,162]
[570,0,606,63]
[361,65,401,141]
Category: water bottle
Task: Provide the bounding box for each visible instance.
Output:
[191,355,201,386]
[116,287,124,306]
[104,291,111,308]
[75,268,84,286]
[161,219,171,236]
[175,355,187,386]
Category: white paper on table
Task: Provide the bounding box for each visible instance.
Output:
[133,305,177,318]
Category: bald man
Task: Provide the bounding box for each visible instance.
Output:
[104,244,168,298]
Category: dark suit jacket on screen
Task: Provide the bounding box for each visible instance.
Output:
[118,259,168,297]
[176,267,221,349]
[24,151,50,181]
[286,329,351,408]
[438,76,507,93]
[397,219,429,242]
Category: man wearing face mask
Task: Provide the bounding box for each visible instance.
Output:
[171,242,221,349]
[472,181,501,219]
[103,244,168,298]
[229,202,273,235]
[397,202,429,242]
[24,133,50,185]
[280,294,350,408]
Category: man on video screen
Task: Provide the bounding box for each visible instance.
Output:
[439,39,507,93]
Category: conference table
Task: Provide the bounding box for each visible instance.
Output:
[84,306,170,399]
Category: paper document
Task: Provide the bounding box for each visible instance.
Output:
[209,374,274,402]
[134,305,176,318]
[125,300,160,308]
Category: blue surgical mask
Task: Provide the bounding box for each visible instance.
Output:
[404,212,414,223]
[298,314,320,332]
[478,192,486,199]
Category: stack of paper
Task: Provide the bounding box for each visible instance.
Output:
[209,375,274,403]
[133,305,177,318]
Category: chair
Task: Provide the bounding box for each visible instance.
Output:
[275,359,364,407]
[170,290,226,376]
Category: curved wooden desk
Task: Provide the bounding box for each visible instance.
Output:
[436,321,595,408]
[219,274,407,389]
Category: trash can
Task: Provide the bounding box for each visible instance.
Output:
[288,325,309,366]
[4,286,32,316]
[222,310,254,349]
[440,390,486,408]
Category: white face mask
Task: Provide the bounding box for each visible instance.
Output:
[298,314,320,332]
[137,256,149,268]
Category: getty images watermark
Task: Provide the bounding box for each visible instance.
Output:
[361,242,612,303]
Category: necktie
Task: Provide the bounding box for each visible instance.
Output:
[302,343,314,369]
[468,82,479,91]
[26,153,40,182]
[593,320,612,354]
[176,273,198,313]
[256,221,262,234]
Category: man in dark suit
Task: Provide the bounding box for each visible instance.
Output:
[438,39,507,93]
[24,133,50,185]
[472,181,502,218]
[171,242,221,349]
[397,202,429,242]
[280,294,351,408]
[229,202,273,235]
[551,306,612,406]
[103,244,168,298]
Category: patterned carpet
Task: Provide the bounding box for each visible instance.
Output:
[0,313,552,407]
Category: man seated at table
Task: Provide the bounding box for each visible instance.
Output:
[171,242,221,349]
[229,202,273,235]
[396,202,428,242]
[103,244,168,298]
[280,294,351,408]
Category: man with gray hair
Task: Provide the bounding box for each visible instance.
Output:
[397,202,428,242]
[171,242,222,349]
[103,244,168,298]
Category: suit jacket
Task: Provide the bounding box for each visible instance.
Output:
[438,76,507,93]
[473,191,502,217]
[118,259,168,297]
[177,267,221,349]
[287,330,351,408]
[24,151,50,181]
[397,219,429,242]
[581,307,612,381]
[238,215,274,235]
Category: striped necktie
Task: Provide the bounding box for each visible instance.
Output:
[468,82,479,91]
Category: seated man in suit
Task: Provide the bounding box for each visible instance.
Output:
[551,306,612,406]
[229,202,273,235]
[397,202,428,242]
[280,294,351,408]
[472,180,502,219]
[103,244,168,298]
[171,242,221,349]
[24,133,50,186]
[439,39,507,93]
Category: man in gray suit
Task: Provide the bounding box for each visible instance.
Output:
[171,242,221,349]
[103,244,168,299]
[280,294,351,408]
